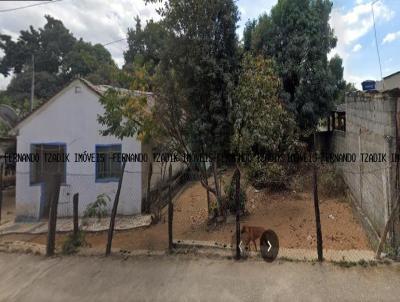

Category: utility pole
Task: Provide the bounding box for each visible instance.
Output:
[30,54,35,112]
[372,0,384,90]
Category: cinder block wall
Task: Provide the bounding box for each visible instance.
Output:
[331,93,398,248]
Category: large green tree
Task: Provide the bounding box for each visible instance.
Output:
[99,0,240,211]
[124,17,166,74]
[0,15,120,114]
[250,0,341,131]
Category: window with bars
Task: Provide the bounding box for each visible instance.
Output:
[95,145,122,182]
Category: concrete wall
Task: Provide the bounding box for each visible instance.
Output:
[331,93,399,247]
[15,80,143,220]
[377,73,400,91]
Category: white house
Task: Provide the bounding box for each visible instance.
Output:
[12,78,154,220]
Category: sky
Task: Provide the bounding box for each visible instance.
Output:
[0,0,399,90]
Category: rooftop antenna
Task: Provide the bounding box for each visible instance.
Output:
[371,0,384,90]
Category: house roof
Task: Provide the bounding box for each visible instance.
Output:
[384,71,400,80]
[11,78,153,132]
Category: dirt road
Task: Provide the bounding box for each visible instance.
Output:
[0,252,399,302]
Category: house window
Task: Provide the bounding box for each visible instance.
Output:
[329,111,346,132]
[95,145,122,181]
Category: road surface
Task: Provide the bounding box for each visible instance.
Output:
[0,252,399,301]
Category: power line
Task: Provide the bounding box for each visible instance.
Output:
[102,38,127,47]
[0,0,63,13]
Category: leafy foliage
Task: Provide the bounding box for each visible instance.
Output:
[232,54,298,155]
[124,17,166,75]
[0,15,121,115]
[248,0,342,131]
[224,180,246,213]
[247,160,287,190]
[62,230,87,255]
[83,194,111,220]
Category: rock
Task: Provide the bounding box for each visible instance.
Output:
[328,214,335,220]
[307,235,313,241]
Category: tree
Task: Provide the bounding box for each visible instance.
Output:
[249,0,340,131]
[124,17,166,74]
[232,54,298,156]
[232,54,298,189]
[100,0,240,213]
[243,19,256,52]
[153,0,239,209]
[0,16,122,115]
[0,15,76,76]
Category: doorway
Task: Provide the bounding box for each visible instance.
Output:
[30,143,66,219]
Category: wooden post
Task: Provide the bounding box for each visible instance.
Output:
[73,193,79,237]
[313,166,323,262]
[105,161,127,256]
[376,195,400,259]
[168,164,174,251]
[234,168,241,260]
[46,173,62,257]
[0,164,3,224]
[145,162,153,213]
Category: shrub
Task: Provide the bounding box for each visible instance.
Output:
[247,158,287,190]
[62,231,87,255]
[224,180,246,213]
[83,193,111,219]
[319,167,346,197]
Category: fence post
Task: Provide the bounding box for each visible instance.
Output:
[234,168,241,260]
[145,162,153,213]
[73,193,79,237]
[313,166,323,262]
[0,164,3,224]
[106,161,127,256]
[46,173,62,257]
[376,194,400,259]
[168,163,174,252]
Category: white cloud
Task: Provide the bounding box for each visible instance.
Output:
[352,43,362,52]
[331,1,394,46]
[382,31,400,44]
[0,0,161,67]
[329,1,394,84]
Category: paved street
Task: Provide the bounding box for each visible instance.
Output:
[0,252,399,302]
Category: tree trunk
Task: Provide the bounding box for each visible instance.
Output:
[212,160,222,212]
[105,161,127,256]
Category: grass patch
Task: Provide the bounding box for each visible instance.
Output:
[62,231,88,255]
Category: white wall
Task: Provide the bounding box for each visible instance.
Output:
[15,80,142,220]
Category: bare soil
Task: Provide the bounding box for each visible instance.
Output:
[0,171,371,252]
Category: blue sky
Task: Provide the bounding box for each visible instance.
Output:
[0,0,399,89]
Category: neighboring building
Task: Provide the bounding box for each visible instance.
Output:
[376,71,400,91]
[11,78,177,221]
[330,90,400,252]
